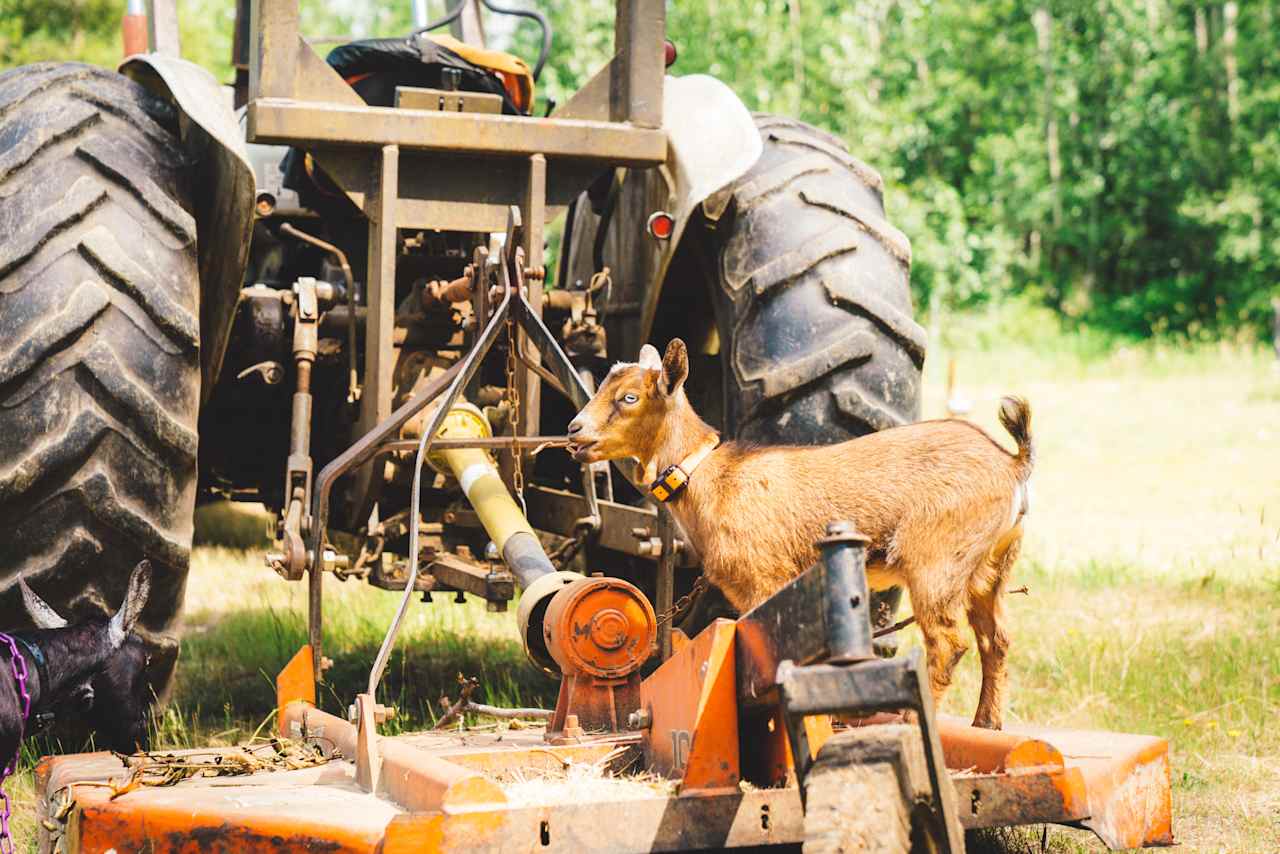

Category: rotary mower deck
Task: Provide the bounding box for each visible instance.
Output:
[36,535,1172,853]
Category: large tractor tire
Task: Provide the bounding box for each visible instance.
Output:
[679,115,924,643]
[0,63,199,695]
[709,114,924,444]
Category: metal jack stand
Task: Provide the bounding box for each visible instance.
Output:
[774,523,964,853]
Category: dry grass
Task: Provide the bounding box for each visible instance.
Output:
[8,311,1279,851]
[917,309,1280,853]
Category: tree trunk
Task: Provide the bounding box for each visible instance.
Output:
[1223,1,1239,123]
[789,0,805,113]
[1033,7,1062,259]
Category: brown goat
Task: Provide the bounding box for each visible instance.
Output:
[567,339,1033,730]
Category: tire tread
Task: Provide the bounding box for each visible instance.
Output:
[0,63,197,694]
[712,115,924,441]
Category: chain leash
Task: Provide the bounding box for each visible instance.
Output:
[656,576,709,627]
[0,632,32,854]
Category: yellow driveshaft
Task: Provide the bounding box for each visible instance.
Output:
[426,402,557,590]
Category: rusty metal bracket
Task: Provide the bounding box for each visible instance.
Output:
[267,276,331,582]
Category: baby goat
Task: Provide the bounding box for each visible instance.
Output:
[1,561,153,760]
[567,340,1033,730]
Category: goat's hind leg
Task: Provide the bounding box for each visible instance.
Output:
[967,592,1009,730]
[914,599,970,715]
[968,533,1021,730]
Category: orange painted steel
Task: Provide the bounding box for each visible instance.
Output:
[641,618,740,790]
[37,642,1172,851]
[738,708,834,787]
[935,715,1065,772]
[275,643,315,736]
[1018,725,1173,848]
[543,576,656,734]
[121,13,148,57]
[544,576,656,677]
[37,750,395,854]
[282,701,356,757]
[280,700,505,812]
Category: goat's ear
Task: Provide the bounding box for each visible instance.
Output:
[661,339,689,396]
[638,344,662,371]
[109,561,153,647]
[19,577,68,629]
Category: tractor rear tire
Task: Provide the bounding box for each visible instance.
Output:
[708,114,925,444]
[681,115,922,647]
[0,63,199,695]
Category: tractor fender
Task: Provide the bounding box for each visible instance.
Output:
[662,73,762,236]
[120,55,256,404]
[640,74,761,346]
[562,74,761,357]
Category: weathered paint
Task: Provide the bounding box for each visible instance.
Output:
[641,618,740,790]
[38,645,1172,852]
[275,644,315,736]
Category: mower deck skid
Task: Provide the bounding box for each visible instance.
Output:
[36,652,1171,853]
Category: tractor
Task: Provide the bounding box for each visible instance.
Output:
[0,0,918,690]
[6,2,1171,851]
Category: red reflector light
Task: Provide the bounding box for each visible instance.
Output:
[664,40,678,67]
[646,211,675,240]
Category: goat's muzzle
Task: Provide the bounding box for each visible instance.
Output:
[568,439,599,463]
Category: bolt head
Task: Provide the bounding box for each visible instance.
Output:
[627,708,652,730]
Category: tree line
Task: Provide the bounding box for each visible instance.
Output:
[4,0,1274,339]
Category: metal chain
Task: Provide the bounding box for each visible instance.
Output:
[656,576,709,627]
[503,313,526,515]
[0,633,32,854]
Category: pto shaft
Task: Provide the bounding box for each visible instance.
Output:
[428,403,555,589]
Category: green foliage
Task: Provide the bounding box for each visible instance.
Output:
[525,0,1278,340]
[0,0,121,68]
[3,0,1277,340]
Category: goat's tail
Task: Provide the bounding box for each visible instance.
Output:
[998,396,1034,480]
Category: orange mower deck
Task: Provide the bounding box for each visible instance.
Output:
[36,639,1172,853]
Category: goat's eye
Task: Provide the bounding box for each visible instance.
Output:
[621,393,639,405]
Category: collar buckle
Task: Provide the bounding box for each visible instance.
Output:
[649,464,690,503]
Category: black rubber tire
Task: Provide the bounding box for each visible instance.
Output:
[0,63,198,693]
[709,114,925,444]
[679,115,922,646]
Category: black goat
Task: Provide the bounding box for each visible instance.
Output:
[1,562,152,762]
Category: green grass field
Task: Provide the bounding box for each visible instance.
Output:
[10,308,1280,852]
